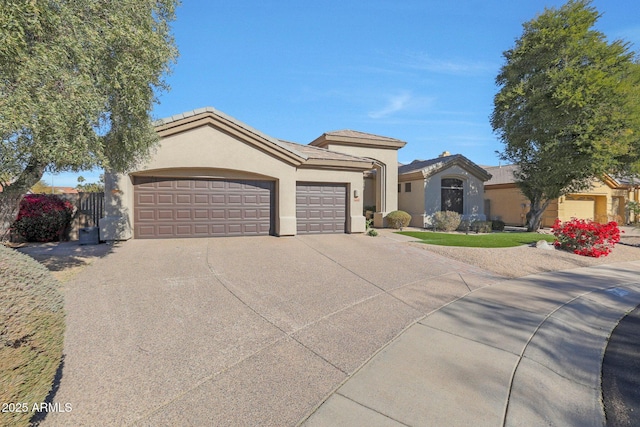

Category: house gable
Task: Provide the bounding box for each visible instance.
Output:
[397,154,490,227]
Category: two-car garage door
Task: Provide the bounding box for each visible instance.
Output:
[134,178,347,238]
[134,177,274,238]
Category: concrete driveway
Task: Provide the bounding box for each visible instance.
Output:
[39,232,500,426]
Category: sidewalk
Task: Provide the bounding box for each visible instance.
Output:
[301,261,640,426]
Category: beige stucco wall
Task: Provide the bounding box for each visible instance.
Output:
[487,178,635,228]
[422,165,486,225]
[320,144,399,227]
[484,185,529,226]
[101,125,367,239]
[398,179,426,227]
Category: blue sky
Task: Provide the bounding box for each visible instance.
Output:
[46,0,640,187]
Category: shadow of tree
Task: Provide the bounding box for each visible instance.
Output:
[29,356,65,426]
[16,241,114,272]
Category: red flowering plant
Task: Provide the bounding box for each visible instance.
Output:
[11,194,75,242]
[552,218,622,258]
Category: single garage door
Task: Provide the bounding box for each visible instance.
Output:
[564,196,595,221]
[296,183,346,234]
[134,177,274,238]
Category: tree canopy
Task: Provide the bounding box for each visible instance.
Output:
[0,0,179,238]
[491,0,640,231]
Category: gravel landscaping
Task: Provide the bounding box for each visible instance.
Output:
[411,233,640,278]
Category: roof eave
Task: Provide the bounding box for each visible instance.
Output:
[154,109,307,166]
[310,133,406,150]
[300,159,375,171]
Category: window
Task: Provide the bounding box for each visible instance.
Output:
[405,182,411,193]
[398,183,401,192]
[441,178,463,214]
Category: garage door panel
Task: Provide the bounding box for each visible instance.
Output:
[194,209,209,219]
[138,209,155,220]
[194,224,209,234]
[176,209,192,220]
[137,194,155,204]
[194,194,209,204]
[211,209,225,219]
[176,194,192,204]
[296,183,346,234]
[134,178,273,238]
[157,210,174,220]
[157,225,175,236]
[228,195,242,204]
[175,225,193,235]
[211,195,225,204]
[157,194,173,204]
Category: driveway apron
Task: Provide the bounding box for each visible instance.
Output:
[40,234,500,426]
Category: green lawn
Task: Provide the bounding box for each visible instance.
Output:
[396,231,557,248]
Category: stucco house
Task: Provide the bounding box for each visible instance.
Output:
[395,153,492,228]
[484,164,640,227]
[100,107,406,240]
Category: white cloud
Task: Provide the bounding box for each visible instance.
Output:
[368,91,434,119]
[400,51,497,76]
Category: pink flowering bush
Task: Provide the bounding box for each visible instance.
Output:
[552,218,621,258]
[12,194,74,242]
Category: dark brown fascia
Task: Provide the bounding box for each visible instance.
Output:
[154,112,306,167]
[309,133,406,150]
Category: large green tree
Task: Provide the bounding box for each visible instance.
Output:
[0,0,179,239]
[491,0,640,231]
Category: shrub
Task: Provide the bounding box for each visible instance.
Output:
[11,194,74,242]
[552,218,621,257]
[0,245,65,427]
[367,228,378,237]
[432,211,461,232]
[473,221,493,233]
[628,201,640,224]
[492,219,506,231]
[385,210,411,230]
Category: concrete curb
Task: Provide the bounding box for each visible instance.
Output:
[302,261,640,427]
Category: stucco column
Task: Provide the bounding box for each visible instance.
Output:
[277,177,297,236]
[373,163,386,227]
[99,172,133,241]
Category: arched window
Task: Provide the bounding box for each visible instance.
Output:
[441,178,463,214]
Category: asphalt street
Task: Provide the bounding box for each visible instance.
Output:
[602,303,640,427]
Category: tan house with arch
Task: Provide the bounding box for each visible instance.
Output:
[484,164,639,227]
[100,107,406,240]
[396,153,492,228]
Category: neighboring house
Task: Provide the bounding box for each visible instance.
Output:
[100,107,405,240]
[52,187,79,195]
[396,152,492,228]
[484,164,640,227]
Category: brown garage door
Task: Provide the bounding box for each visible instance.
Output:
[134,177,274,238]
[296,183,346,234]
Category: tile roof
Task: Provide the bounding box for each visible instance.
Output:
[323,129,405,143]
[154,107,307,160]
[399,154,492,181]
[279,140,372,163]
[484,165,519,186]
